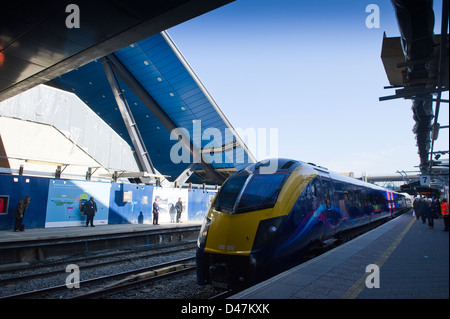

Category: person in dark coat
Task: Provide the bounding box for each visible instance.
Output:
[413,197,421,220]
[169,204,176,223]
[153,197,160,225]
[431,198,441,219]
[175,197,183,223]
[418,197,427,224]
[82,197,97,227]
[424,199,433,229]
[14,196,30,231]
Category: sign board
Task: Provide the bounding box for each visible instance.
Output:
[123,191,133,203]
[45,179,110,227]
[419,175,431,186]
[152,188,188,223]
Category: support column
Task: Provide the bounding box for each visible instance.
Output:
[101,56,156,175]
[174,162,198,185]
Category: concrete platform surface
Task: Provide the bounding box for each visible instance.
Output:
[0,221,202,245]
[231,213,449,299]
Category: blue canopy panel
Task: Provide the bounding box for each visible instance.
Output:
[49,32,254,183]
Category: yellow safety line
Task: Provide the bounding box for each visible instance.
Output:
[340,217,416,299]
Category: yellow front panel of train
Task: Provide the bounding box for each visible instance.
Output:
[204,208,273,256]
[203,167,316,256]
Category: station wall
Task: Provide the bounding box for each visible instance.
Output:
[109,183,154,225]
[188,189,215,220]
[0,174,215,231]
[0,175,49,230]
[45,179,111,227]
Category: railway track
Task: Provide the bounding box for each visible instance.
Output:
[1,256,196,299]
[70,260,196,299]
[0,241,196,285]
[0,239,204,299]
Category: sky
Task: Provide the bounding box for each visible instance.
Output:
[168,0,449,177]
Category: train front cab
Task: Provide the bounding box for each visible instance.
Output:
[196,160,305,287]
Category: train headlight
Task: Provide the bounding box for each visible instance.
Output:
[252,216,286,251]
[197,217,211,248]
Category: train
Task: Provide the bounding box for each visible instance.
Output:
[196,158,412,287]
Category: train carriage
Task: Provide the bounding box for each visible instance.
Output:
[196,158,411,287]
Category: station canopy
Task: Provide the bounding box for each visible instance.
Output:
[48,31,255,185]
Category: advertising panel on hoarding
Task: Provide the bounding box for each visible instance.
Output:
[45,179,110,227]
[152,187,188,223]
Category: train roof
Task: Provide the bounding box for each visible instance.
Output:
[245,159,403,195]
[302,161,403,195]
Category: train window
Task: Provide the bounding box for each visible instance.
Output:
[306,183,313,200]
[313,179,322,198]
[354,191,361,207]
[371,195,376,205]
[236,173,289,214]
[292,191,309,225]
[323,185,330,209]
[322,179,333,210]
[212,174,249,214]
[309,182,316,199]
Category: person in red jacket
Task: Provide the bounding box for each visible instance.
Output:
[441,199,449,232]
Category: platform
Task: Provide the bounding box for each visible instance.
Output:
[0,222,201,266]
[0,221,201,245]
[231,212,449,299]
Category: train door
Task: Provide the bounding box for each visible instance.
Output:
[320,177,337,237]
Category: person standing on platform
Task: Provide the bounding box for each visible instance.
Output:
[415,197,424,222]
[153,197,160,225]
[82,197,97,227]
[14,195,30,232]
[431,198,441,219]
[419,197,427,224]
[441,199,449,231]
[425,198,434,229]
[175,197,183,223]
[413,197,420,220]
[169,204,176,223]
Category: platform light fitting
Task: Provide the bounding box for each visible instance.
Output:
[25,159,65,166]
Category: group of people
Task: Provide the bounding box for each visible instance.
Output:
[12,195,184,231]
[413,197,449,231]
[152,197,183,225]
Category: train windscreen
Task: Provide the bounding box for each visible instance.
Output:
[212,173,249,214]
[236,173,289,214]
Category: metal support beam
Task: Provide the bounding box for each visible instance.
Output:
[174,163,198,185]
[428,0,449,174]
[106,53,225,184]
[101,56,156,175]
